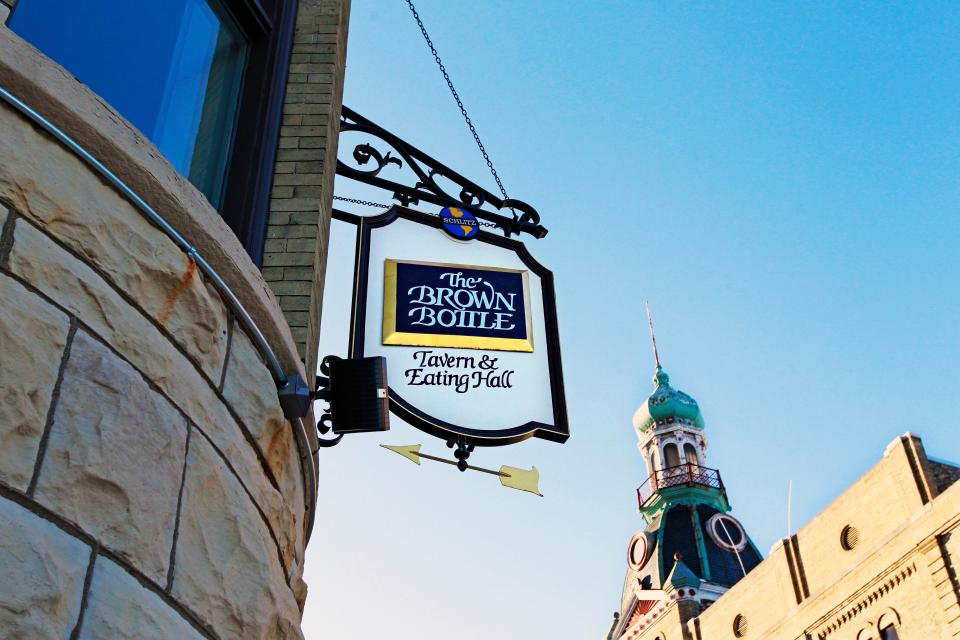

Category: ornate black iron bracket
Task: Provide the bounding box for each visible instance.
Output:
[278,355,390,448]
[335,105,548,239]
[312,356,343,448]
[446,435,476,472]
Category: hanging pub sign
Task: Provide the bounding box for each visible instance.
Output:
[342,205,568,447]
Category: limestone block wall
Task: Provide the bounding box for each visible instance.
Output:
[0,28,311,640]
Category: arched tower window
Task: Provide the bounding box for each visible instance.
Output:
[684,443,699,466]
[648,451,657,475]
[663,444,680,468]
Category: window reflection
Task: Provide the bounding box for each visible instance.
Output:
[11,0,248,209]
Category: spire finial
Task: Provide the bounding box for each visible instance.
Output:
[645,300,661,369]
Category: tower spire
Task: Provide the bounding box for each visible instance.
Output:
[645,300,660,369]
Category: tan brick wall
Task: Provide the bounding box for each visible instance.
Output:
[265,0,350,384]
[690,541,798,639]
[0,31,310,638]
[789,435,932,597]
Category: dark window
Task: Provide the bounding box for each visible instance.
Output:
[684,442,698,465]
[880,625,900,640]
[10,0,296,263]
[664,444,681,468]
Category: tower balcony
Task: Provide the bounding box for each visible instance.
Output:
[637,463,727,509]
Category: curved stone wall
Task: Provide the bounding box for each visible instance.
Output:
[0,28,311,640]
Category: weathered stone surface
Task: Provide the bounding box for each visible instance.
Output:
[205,423,298,574]
[0,270,70,491]
[2,206,303,640]
[0,105,228,382]
[79,557,204,640]
[9,219,217,433]
[290,571,308,614]
[33,331,188,584]
[9,223,181,413]
[284,449,307,579]
[8,220,281,515]
[223,329,291,478]
[8,221,294,561]
[282,419,308,579]
[1,218,305,638]
[172,435,303,640]
[0,29,306,392]
[0,495,90,637]
[222,329,301,569]
[285,459,308,613]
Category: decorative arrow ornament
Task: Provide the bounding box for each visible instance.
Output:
[380,444,543,496]
[382,444,422,465]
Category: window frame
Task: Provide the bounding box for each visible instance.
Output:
[706,513,749,553]
[218,0,297,265]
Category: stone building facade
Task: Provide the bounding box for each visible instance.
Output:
[607,367,960,640]
[0,1,350,637]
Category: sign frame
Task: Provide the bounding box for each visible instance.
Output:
[336,205,568,447]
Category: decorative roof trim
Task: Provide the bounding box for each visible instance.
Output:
[809,562,916,639]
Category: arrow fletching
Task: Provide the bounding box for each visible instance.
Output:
[499,465,543,496]
[381,444,421,465]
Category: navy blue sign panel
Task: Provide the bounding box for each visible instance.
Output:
[440,207,480,239]
[383,260,533,352]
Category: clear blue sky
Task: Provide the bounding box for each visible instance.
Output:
[302,3,960,638]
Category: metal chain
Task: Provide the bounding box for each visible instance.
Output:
[332,195,392,208]
[404,0,513,208]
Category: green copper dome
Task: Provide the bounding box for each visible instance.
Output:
[632,366,704,433]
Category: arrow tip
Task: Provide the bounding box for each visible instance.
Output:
[499,465,543,496]
[381,444,422,465]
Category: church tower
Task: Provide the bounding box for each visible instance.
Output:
[607,315,763,640]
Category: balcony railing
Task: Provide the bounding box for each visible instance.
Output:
[637,463,725,508]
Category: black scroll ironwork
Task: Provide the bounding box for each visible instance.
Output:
[335,106,547,239]
[312,356,343,448]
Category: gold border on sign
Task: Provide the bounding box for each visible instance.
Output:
[382,258,534,353]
